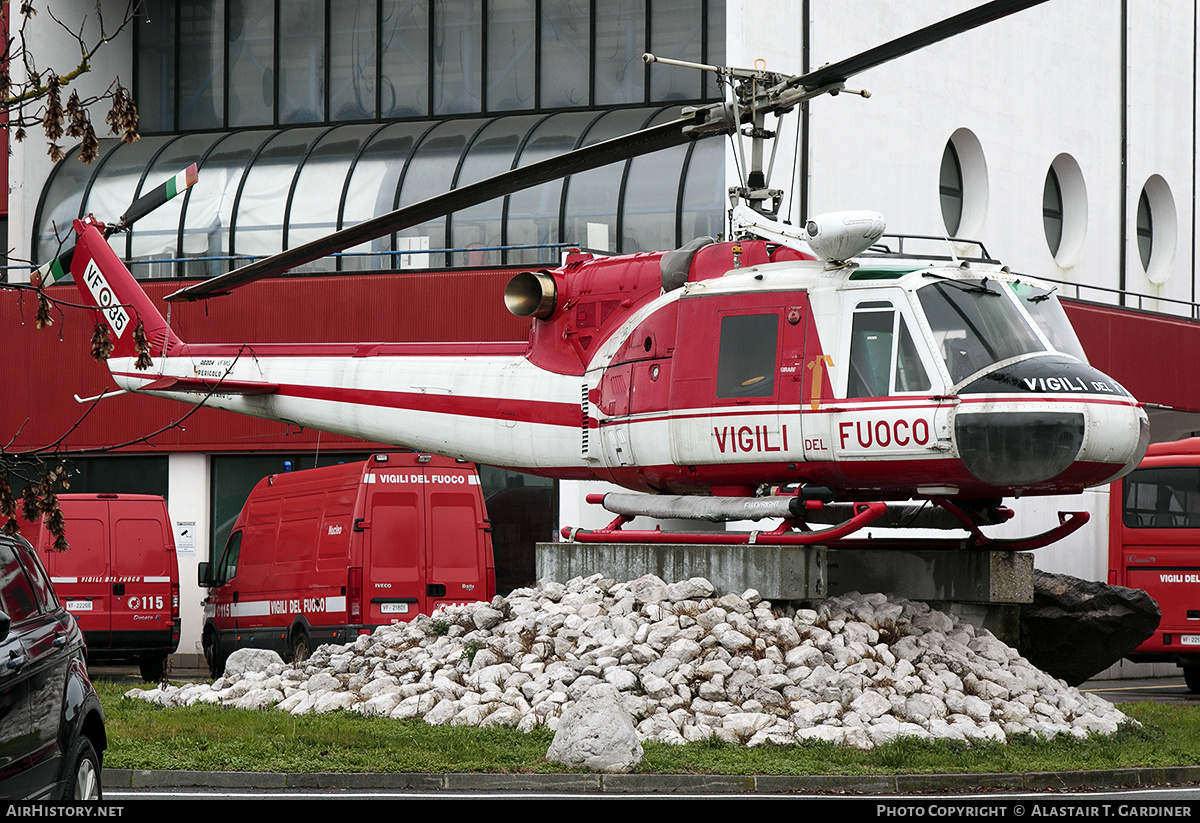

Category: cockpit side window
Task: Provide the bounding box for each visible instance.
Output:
[1009,282,1089,362]
[895,319,932,393]
[716,313,778,399]
[217,530,242,584]
[847,302,932,398]
[848,307,893,398]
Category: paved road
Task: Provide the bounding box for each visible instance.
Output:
[1080,676,1199,705]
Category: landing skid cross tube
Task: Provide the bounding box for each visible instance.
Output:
[560,493,1089,550]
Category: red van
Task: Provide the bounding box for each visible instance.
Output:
[199,453,496,676]
[21,494,181,682]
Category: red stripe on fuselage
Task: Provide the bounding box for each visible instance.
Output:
[171,341,530,358]
[113,370,579,429]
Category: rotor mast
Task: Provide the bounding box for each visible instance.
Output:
[645,51,869,222]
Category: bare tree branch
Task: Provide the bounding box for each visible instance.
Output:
[4,1,140,162]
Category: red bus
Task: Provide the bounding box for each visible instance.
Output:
[1110,438,1200,691]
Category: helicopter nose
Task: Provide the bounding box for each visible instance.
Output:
[956,411,1084,487]
[955,358,1150,490]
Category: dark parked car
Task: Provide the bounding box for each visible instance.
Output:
[0,533,106,800]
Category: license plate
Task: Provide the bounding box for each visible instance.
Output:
[66,600,93,612]
[1181,635,1200,646]
[381,603,409,614]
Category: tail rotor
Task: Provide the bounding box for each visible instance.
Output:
[30,164,199,364]
[31,163,198,289]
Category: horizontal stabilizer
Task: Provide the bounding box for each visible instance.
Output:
[138,376,279,396]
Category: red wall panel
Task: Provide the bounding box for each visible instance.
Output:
[6,269,531,454]
[1064,300,1200,414]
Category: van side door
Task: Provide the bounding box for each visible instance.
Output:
[112,507,176,648]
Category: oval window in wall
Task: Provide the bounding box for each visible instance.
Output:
[1043,154,1087,267]
[939,129,988,240]
[940,142,963,236]
[1137,175,1176,284]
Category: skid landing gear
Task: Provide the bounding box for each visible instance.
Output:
[562,492,1088,551]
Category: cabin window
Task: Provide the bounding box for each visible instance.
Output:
[847,303,931,398]
[1123,467,1200,528]
[716,313,778,399]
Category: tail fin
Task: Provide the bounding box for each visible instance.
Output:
[69,219,182,360]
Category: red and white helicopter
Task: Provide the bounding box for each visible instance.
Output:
[42,0,1149,549]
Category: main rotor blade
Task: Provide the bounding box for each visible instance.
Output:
[32,164,199,288]
[792,0,1050,90]
[164,115,715,302]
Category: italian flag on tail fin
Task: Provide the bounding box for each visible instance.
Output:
[119,163,199,228]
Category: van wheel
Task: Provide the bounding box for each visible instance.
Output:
[62,736,101,801]
[139,656,166,683]
[290,631,310,664]
[204,630,226,678]
[1183,663,1200,694]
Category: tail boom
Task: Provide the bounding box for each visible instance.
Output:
[67,217,590,474]
[106,345,589,473]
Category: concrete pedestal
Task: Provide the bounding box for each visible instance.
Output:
[536,541,826,601]
[536,541,1033,644]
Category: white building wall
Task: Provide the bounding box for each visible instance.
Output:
[9,0,134,271]
[722,1,1197,321]
[167,453,209,664]
[724,0,805,224]
[1124,3,1196,308]
[802,2,1127,294]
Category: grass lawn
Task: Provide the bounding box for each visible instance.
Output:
[95,681,1200,776]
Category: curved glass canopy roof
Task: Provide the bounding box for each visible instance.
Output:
[35,108,726,279]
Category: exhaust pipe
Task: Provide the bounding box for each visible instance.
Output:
[504,271,558,319]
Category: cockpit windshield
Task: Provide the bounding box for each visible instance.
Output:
[916,277,1045,384]
[1008,281,1089,363]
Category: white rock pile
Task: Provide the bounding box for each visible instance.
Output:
[128,575,1133,750]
